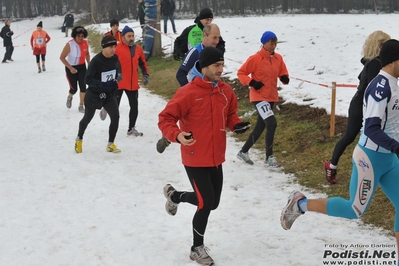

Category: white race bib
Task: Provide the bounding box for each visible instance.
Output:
[256,101,274,120]
[35,37,44,45]
[101,70,116,82]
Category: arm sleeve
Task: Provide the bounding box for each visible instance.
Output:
[85,59,103,91]
[237,56,256,86]
[137,47,149,76]
[174,27,190,57]
[175,49,198,86]
[366,59,381,84]
[45,33,51,43]
[158,89,191,143]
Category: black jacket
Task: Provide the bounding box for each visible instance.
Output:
[63,14,74,27]
[161,0,175,16]
[137,2,145,26]
[173,18,225,60]
[0,25,13,47]
[349,57,381,114]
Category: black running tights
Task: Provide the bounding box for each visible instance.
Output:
[241,102,277,159]
[116,90,138,131]
[330,109,362,166]
[173,165,223,247]
[78,97,120,143]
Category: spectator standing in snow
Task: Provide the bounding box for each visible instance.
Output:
[1,19,14,63]
[236,30,289,168]
[323,30,390,184]
[137,0,145,34]
[161,0,177,34]
[30,21,51,73]
[60,26,91,113]
[159,47,250,266]
[63,11,74,37]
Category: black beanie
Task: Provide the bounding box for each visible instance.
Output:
[110,19,119,27]
[199,8,213,20]
[380,39,399,67]
[37,21,43,28]
[200,47,224,69]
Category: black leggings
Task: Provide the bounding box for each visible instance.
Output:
[331,108,363,166]
[116,90,138,131]
[66,64,87,94]
[241,102,277,159]
[78,97,120,143]
[35,54,45,63]
[2,46,13,61]
[172,165,223,247]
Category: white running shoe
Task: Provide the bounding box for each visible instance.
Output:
[237,150,254,165]
[280,190,306,230]
[163,184,178,216]
[265,155,281,168]
[190,245,214,265]
[127,127,143,136]
[99,108,107,121]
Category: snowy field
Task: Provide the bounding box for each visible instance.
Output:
[0,14,398,265]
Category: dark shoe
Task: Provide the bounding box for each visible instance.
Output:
[38,67,41,73]
[42,65,46,72]
[156,137,170,153]
[324,161,337,184]
[2,61,7,63]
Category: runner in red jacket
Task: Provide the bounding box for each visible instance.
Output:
[159,47,250,266]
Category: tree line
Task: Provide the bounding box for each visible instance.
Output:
[0,0,397,21]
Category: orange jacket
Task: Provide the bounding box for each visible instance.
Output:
[104,30,123,43]
[30,30,51,48]
[237,48,288,103]
[115,42,149,91]
[158,76,242,167]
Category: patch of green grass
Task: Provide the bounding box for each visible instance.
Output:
[87,28,395,235]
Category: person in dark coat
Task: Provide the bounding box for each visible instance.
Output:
[1,19,14,63]
[63,11,74,37]
[137,0,145,34]
[173,7,225,61]
[161,0,177,34]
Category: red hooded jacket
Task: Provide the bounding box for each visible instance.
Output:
[158,76,242,167]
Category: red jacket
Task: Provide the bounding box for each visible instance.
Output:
[104,30,123,43]
[158,76,242,167]
[237,48,289,103]
[115,42,149,91]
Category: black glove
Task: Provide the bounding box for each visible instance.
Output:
[234,122,251,134]
[102,80,118,89]
[280,75,290,84]
[173,52,181,61]
[249,79,264,90]
[143,75,150,85]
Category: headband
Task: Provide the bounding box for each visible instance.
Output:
[102,41,117,48]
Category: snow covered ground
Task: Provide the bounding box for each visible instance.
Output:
[0,14,397,265]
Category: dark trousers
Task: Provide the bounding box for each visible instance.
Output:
[65,64,87,94]
[35,54,46,63]
[2,46,13,62]
[78,96,120,143]
[331,108,363,166]
[116,90,138,131]
[241,102,277,159]
[163,15,177,33]
[173,165,223,247]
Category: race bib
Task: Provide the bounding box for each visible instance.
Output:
[35,37,44,45]
[101,70,116,82]
[256,101,274,120]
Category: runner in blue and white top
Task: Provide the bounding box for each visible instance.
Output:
[280,39,399,266]
[176,24,221,86]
